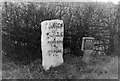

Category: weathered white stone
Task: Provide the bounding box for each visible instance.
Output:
[0,70,1,80]
[41,20,64,71]
[82,50,93,63]
[81,37,94,63]
[81,37,95,51]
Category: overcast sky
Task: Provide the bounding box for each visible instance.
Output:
[2,0,120,4]
[92,0,119,4]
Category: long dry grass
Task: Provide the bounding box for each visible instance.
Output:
[2,52,119,79]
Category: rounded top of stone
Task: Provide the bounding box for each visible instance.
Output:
[82,37,94,39]
[41,19,63,25]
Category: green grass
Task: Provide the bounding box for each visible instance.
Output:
[2,51,119,79]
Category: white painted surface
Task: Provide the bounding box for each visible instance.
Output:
[41,20,64,71]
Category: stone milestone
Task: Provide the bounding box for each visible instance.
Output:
[41,20,64,71]
[81,37,95,63]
